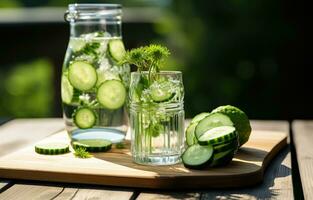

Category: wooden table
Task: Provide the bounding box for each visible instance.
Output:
[0,119,309,200]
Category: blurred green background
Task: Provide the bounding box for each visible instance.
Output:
[0,0,311,119]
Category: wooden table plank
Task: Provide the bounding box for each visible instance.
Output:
[137,120,293,200]
[292,120,313,200]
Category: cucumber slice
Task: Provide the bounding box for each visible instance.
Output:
[186,123,198,146]
[108,40,126,61]
[96,69,121,87]
[61,75,74,104]
[97,80,126,110]
[74,107,96,129]
[150,81,175,103]
[195,113,233,140]
[198,126,237,145]
[182,144,213,169]
[213,138,239,153]
[35,143,69,155]
[190,112,210,124]
[68,61,97,91]
[72,139,112,152]
[210,149,235,167]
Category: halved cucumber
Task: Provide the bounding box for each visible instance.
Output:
[150,81,175,103]
[61,75,74,104]
[97,80,126,110]
[68,61,97,91]
[213,138,239,153]
[72,139,112,152]
[35,143,69,155]
[108,39,126,61]
[74,107,97,129]
[210,148,235,167]
[182,144,214,169]
[186,123,198,146]
[198,126,237,145]
[190,112,210,124]
[195,113,233,140]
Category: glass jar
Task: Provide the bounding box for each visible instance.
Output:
[129,71,185,165]
[62,4,130,144]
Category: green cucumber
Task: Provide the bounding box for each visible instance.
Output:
[182,144,213,169]
[68,61,97,91]
[210,149,235,167]
[97,80,126,110]
[190,112,210,124]
[150,81,175,103]
[72,139,112,152]
[61,75,74,104]
[186,123,198,146]
[108,39,126,61]
[195,113,233,140]
[198,126,237,145]
[74,107,97,129]
[213,138,239,153]
[35,143,69,155]
[96,69,121,87]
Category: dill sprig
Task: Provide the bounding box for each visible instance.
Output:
[74,147,92,159]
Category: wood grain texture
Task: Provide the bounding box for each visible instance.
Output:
[292,120,313,200]
[136,192,200,200]
[0,120,287,189]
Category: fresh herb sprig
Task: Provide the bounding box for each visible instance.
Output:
[120,44,170,83]
[74,147,92,158]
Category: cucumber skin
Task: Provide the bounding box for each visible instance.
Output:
[186,123,198,146]
[73,107,97,129]
[35,146,69,155]
[72,142,112,152]
[213,138,239,153]
[198,130,238,146]
[210,149,236,167]
[152,92,175,103]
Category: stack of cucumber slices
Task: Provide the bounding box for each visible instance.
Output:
[182,105,251,169]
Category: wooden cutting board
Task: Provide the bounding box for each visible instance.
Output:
[0,129,287,189]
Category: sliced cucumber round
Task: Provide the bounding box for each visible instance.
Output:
[213,138,239,153]
[97,80,126,110]
[35,143,69,155]
[210,149,235,167]
[190,112,210,124]
[108,39,126,61]
[150,81,175,103]
[68,61,97,91]
[186,123,198,146]
[182,144,213,169]
[195,113,233,140]
[74,107,97,129]
[61,75,74,104]
[198,126,237,145]
[96,69,120,87]
[72,139,112,152]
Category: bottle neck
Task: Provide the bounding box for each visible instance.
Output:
[69,20,122,38]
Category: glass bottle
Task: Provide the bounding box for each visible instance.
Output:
[62,4,130,144]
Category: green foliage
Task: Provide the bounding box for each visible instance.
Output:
[74,147,92,158]
[0,59,54,117]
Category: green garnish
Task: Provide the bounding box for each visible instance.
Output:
[74,147,92,158]
[115,142,125,149]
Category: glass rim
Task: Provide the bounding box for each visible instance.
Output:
[68,4,122,11]
[131,71,182,75]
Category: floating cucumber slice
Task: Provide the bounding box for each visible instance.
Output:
[195,113,233,140]
[96,69,120,87]
[198,126,237,145]
[35,143,69,155]
[61,75,74,104]
[68,61,97,91]
[72,139,112,152]
[182,144,213,169]
[108,40,126,61]
[186,123,198,146]
[150,81,175,103]
[74,107,97,129]
[97,80,126,110]
[69,38,85,52]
